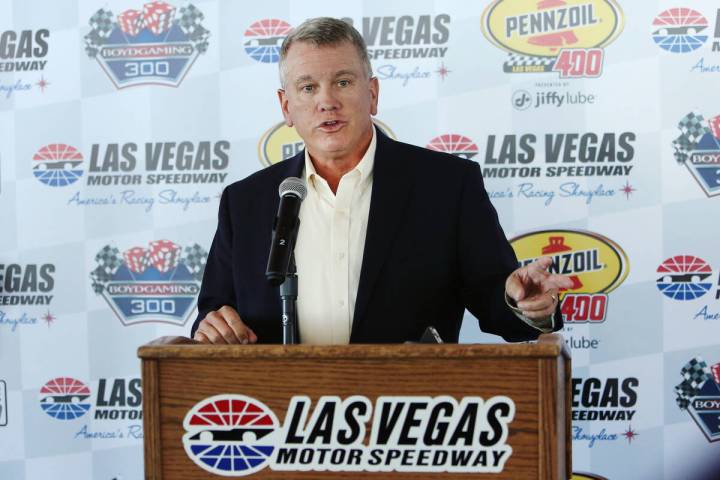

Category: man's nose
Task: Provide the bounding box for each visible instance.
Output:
[317,88,340,111]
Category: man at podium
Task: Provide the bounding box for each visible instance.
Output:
[190,17,573,345]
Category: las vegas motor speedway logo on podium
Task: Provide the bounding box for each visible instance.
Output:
[90,240,207,326]
[83,1,209,88]
[183,394,515,476]
[675,357,720,442]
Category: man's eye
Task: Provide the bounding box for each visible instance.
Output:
[301,85,314,93]
[338,80,350,87]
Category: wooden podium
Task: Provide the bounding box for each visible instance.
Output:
[138,334,570,479]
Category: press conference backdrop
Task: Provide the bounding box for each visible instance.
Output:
[1,0,720,478]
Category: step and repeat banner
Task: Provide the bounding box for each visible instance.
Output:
[1,0,720,478]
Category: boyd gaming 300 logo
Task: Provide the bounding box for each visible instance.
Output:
[651,8,708,53]
[243,19,293,64]
[83,1,210,88]
[675,357,720,442]
[481,0,624,78]
[90,240,207,326]
[32,144,84,187]
[673,111,720,197]
[39,377,91,420]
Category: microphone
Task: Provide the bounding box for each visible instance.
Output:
[266,177,307,286]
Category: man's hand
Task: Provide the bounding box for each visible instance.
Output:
[194,306,258,344]
[505,256,575,319]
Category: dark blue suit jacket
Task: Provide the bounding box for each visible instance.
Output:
[191,129,562,343]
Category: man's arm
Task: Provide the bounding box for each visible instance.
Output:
[191,188,257,344]
[456,161,567,341]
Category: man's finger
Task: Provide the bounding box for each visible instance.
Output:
[505,272,526,302]
[194,330,210,344]
[218,306,257,344]
[517,291,557,311]
[541,274,575,290]
[196,322,227,344]
[205,312,240,344]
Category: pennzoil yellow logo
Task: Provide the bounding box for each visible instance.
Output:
[258,120,396,166]
[572,473,608,480]
[481,0,624,77]
[510,230,629,323]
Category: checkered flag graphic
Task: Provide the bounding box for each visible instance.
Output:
[675,357,712,410]
[177,3,205,36]
[672,135,693,164]
[89,9,116,39]
[180,243,208,280]
[678,111,710,145]
[503,53,555,72]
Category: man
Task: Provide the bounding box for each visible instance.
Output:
[191,18,572,345]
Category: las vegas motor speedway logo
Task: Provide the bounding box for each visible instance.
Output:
[90,240,207,326]
[481,0,624,78]
[673,111,720,197]
[183,394,515,476]
[675,357,720,442]
[243,19,293,64]
[510,230,629,324]
[83,1,209,89]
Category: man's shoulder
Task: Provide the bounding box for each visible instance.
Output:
[224,155,302,199]
[382,134,478,176]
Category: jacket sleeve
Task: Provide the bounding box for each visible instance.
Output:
[456,161,562,342]
[190,188,237,337]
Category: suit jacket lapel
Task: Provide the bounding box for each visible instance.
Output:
[351,129,413,338]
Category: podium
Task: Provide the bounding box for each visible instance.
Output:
[138,334,571,479]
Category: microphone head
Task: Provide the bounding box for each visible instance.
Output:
[279,177,307,201]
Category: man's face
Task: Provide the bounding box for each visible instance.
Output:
[278,41,379,162]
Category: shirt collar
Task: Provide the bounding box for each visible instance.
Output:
[304,126,376,188]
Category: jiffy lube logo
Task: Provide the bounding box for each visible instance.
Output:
[183,394,515,476]
[675,357,720,442]
[83,1,209,88]
[510,230,629,324]
[673,111,720,197]
[257,120,396,166]
[482,0,624,77]
[90,240,207,326]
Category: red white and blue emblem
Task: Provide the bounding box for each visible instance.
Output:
[656,255,713,301]
[32,144,84,187]
[83,1,210,88]
[651,8,708,53]
[183,395,279,476]
[426,134,479,160]
[243,19,293,64]
[39,377,91,420]
[90,240,207,326]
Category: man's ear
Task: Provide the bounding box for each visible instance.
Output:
[369,76,379,116]
[277,89,293,127]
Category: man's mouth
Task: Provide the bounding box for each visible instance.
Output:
[318,120,345,131]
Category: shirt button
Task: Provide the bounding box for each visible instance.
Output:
[338,252,345,260]
[339,300,345,307]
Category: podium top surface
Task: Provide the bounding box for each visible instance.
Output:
[138,333,569,360]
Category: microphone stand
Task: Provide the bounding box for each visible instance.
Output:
[280,252,298,345]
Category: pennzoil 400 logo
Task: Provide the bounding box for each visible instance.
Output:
[90,240,207,326]
[510,230,629,323]
[83,1,209,88]
[183,394,515,476]
[481,0,624,78]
